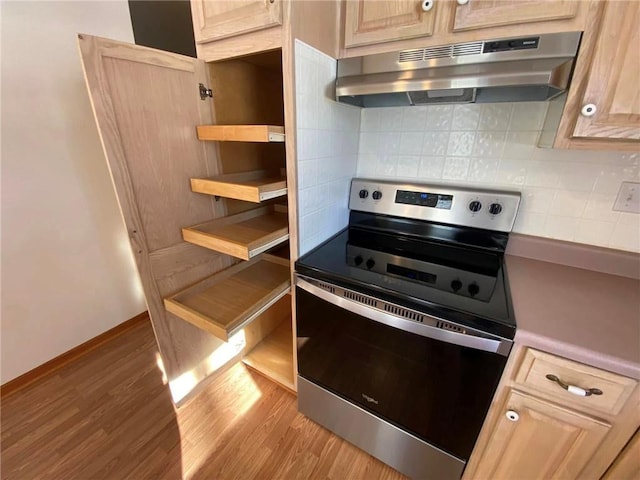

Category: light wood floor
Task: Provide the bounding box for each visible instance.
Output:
[1,319,406,480]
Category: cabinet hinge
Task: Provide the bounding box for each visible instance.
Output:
[199,83,213,100]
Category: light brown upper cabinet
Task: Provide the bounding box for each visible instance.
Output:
[452,0,579,32]
[570,1,640,141]
[191,0,282,45]
[344,0,437,48]
[340,0,590,58]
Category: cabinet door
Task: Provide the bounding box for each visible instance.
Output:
[571,1,640,140]
[344,0,436,48]
[191,0,282,45]
[473,390,610,480]
[453,0,579,32]
[78,35,231,403]
[603,429,640,480]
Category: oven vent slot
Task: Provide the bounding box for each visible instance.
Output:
[383,304,424,323]
[316,281,336,294]
[435,321,467,334]
[343,290,377,307]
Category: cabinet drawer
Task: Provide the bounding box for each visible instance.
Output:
[514,348,638,416]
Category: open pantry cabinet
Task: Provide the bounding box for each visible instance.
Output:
[78,35,296,402]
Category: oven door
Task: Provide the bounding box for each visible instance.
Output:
[295,275,511,462]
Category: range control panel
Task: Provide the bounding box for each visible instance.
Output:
[349,179,521,232]
[395,190,453,209]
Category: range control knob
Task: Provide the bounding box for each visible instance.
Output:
[366,258,376,270]
[354,255,363,266]
[372,190,382,200]
[489,203,503,215]
[359,189,369,199]
[451,279,462,292]
[468,283,480,297]
[469,200,482,213]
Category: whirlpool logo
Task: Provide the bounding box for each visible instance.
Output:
[362,393,379,405]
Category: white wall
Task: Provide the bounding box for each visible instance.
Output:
[357,103,640,252]
[1,1,146,383]
[295,40,361,255]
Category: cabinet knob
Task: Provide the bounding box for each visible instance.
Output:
[457,0,469,5]
[581,104,597,117]
[505,410,519,422]
[421,0,434,12]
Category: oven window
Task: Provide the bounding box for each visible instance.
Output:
[296,287,508,461]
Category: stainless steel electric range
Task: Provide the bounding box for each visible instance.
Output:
[294,179,521,479]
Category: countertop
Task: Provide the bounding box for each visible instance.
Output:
[505,235,640,380]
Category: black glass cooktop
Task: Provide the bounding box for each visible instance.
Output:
[295,214,516,340]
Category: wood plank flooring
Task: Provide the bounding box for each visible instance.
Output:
[1,319,407,480]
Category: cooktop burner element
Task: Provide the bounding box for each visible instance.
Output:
[296,179,521,339]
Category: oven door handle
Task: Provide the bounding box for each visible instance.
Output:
[296,276,511,356]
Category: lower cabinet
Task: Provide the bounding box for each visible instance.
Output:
[471,390,610,479]
[464,346,640,480]
[603,429,640,480]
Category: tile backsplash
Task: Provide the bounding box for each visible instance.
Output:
[295,40,360,256]
[357,104,640,252]
[294,41,640,255]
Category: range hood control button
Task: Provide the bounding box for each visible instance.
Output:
[354,255,363,266]
[468,283,480,297]
[489,203,503,215]
[372,191,382,200]
[366,258,376,269]
[451,279,462,292]
[359,189,369,199]
[469,200,482,212]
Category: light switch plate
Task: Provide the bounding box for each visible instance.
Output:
[613,182,640,213]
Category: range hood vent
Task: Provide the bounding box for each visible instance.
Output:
[399,41,484,62]
[336,32,581,107]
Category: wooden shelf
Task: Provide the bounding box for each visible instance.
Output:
[243,320,294,392]
[196,125,285,142]
[191,170,287,203]
[164,254,290,342]
[182,205,288,260]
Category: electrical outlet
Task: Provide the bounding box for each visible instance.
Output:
[613,182,640,213]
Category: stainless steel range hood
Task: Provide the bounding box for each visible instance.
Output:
[336,32,581,107]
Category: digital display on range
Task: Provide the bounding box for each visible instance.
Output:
[387,264,437,285]
[395,190,453,209]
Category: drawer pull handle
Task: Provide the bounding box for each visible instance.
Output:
[545,374,603,397]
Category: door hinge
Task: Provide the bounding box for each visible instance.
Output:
[199,83,213,100]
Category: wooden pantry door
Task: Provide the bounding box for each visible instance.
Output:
[78,34,232,402]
